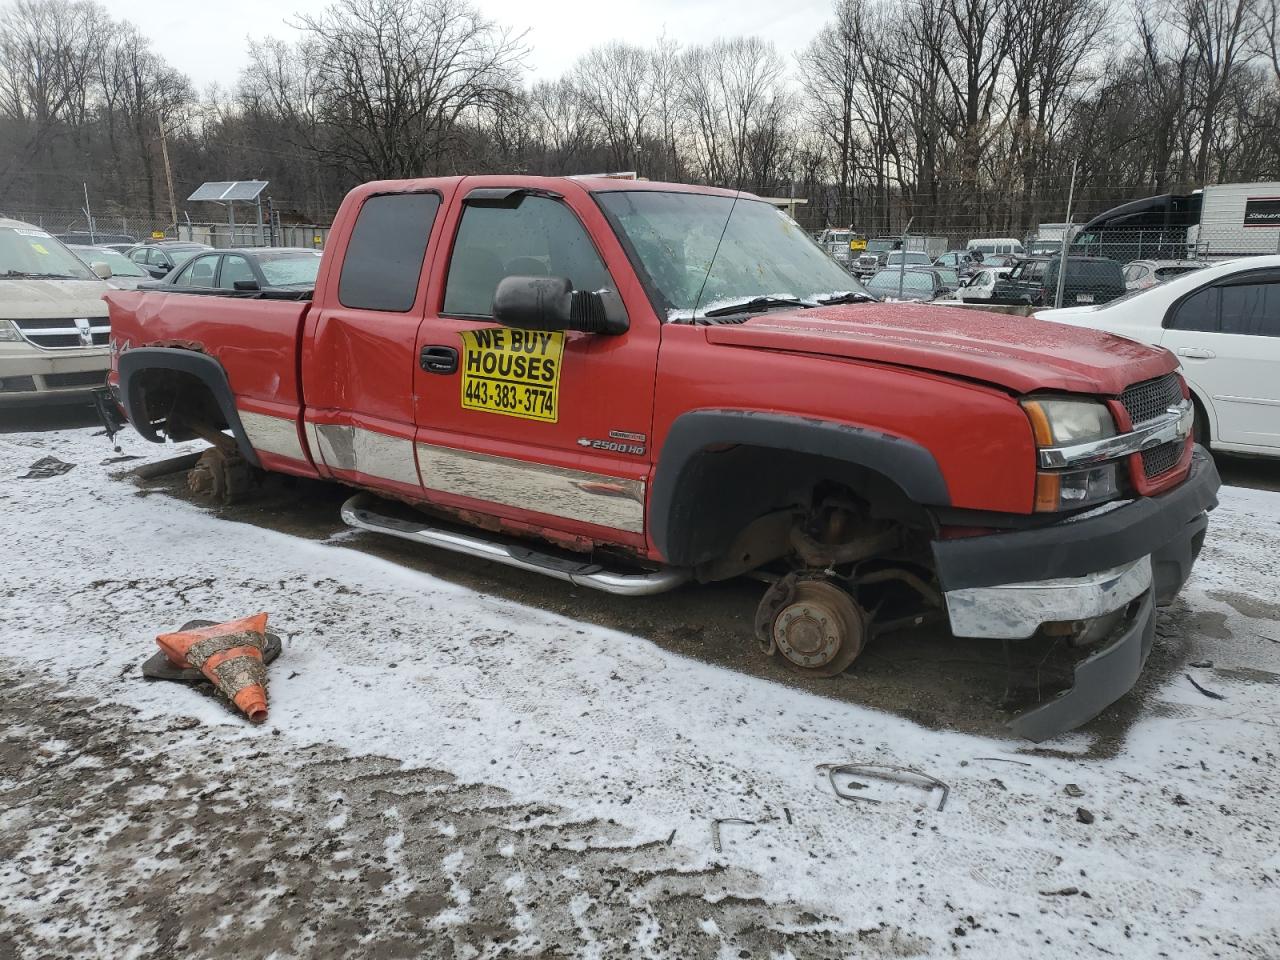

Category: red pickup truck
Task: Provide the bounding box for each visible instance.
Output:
[103,176,1220,740]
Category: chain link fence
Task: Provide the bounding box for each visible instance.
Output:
[1,207,331,249]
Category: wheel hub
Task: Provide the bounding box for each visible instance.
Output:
[766,579,867,677]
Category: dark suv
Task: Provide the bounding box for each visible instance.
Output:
[996,255,1126,307]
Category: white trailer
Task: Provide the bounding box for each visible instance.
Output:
[1189,183,1280,258]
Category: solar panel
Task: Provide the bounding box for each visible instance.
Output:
[187,180,268,202]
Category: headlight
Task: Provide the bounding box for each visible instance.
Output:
[1034,463,1120,512]
[1022,398,1121,512]
[0,320,22,342]
[1021,398,1116,446]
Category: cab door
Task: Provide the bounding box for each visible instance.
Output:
[410,179,660,550]
[301,188,448,495]
[1159,269,1280,450]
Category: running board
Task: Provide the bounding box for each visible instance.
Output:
[340,494,690,597]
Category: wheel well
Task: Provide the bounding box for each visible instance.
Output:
[1189,390,1211,445]
[661,443,933,577]
[132,367,228,442]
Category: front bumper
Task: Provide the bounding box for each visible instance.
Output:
[933,447,1220,740]
[0,342,110,405]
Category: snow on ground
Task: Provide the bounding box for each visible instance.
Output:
[1,426,1278,958]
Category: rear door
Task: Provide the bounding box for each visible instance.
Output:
[301,188,447,496]
[410,180,660,550]
[1159,269,1280,449]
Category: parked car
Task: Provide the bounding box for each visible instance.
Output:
[967,237,1025,257]
[975,252,1018,269]
[143,247,324,296]
[103,174,1218,741]
[0,218,111,404]
[955,266,1012,303]
[864,267,945,301]
[934,250,982,277]
[53,230,137,247]
[1123,259,1210,291]
[126,240,212,279]
[66,244,151,290]
[853,237,944,278]
[999,255,1126,307]
[884,251,933,269]
[1037,255,1280,457]
[922,266,960,295]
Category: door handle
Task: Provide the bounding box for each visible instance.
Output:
[1176,347,1216,360]
[420,345,458,374]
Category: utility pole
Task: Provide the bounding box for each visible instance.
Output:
[158,116,178,237]
[1054,160,1078,310]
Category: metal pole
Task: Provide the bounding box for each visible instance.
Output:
[1054,160,1078,310]
[82,182,94,243]
[255,197,264,247]
[897,216,915,300]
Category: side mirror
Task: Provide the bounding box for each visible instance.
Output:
[90,261,112,279]
[233,279,261,292]
[148,266,168,279]
[492,275,628,335]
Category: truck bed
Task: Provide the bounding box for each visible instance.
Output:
[104,289,312,435]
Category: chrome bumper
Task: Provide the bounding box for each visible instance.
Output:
[944,555,1152,639]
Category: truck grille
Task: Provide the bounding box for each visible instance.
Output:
[11,317,110,350]
[1141,441,1183,478]
[1119,373,1181,426]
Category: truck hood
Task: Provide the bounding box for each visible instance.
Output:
[702,303,1176,395]
[0,278,109,319]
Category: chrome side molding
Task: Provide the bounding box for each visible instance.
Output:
[339,494,690,597]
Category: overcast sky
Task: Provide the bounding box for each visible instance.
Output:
[106,0,834,93]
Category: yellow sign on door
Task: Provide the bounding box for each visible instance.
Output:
[459,328,565,423]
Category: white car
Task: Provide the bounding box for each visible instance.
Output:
[956,266,1011,303]
[1036,256,1280,456]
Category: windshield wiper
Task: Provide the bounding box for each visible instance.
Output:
[701,295,810,318]
[815,291,877,306]
[0,270,84,280]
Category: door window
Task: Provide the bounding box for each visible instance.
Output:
[443,195,613,319]
[1167,287,1219,332]
[338,192,441,312]
[1219,282,1280,337]
[173,254,218,288]
[219,255,255,289]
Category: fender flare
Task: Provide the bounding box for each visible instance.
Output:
[648,410,950,563]
[116,347,260,466]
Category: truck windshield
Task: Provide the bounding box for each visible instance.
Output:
[598,191,868,320]
[0,227,96,280]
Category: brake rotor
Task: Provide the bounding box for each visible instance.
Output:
[769,580,867,677]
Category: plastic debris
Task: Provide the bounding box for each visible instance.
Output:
[155,613,272,723]
[20,457,74,479]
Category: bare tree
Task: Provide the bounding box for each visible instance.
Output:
[292,0,526,179]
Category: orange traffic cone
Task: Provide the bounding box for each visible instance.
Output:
[156,613,271,723]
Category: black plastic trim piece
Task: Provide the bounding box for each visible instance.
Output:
[649,410,951,562]
[933,446,1220,591]
[116,347,260,467]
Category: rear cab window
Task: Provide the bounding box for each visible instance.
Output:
[339,192,442,311]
